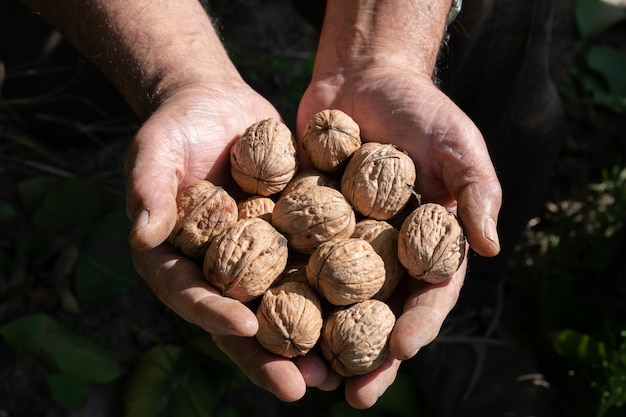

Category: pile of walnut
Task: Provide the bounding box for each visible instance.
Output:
[167,110,466,377]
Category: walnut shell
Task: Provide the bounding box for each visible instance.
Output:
[237,195,275,223]
[280,169,340,198]
[302,109,361,173]
[306,238,385,306]
[230,119,298,196]
[341,142,416,220]
[167,180,238,258]
[352,219,405,301]
[320,299,396,377]
[397,203,466,283]
[272,185,356,254]
[256,281,323,358]
[203,218,288,302]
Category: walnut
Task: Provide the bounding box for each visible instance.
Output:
[341,142,416,220]
[352,219,405,301]
[397,203,466,284]
[302,109,361,173]
[237,195,275,223]
[256,281,323,358]
[273,261,310,287]
[280,169,340,198]
[203,218,288,302]
[230,118,298,196]
[306,238,385,306]
[167,180,238,258]
[320,299,396,377]
[272,185,356,254]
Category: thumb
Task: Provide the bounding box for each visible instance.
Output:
[124,132,180,250]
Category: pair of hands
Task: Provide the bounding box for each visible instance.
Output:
[124,66,502,409]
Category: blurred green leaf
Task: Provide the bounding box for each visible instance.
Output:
[552,329,609,368]
[46,373,88,410]
[74,206,137,298]
[125,345,216,417]
[18,177,47,214]
[576,0,626,37]
[31,177,103,235]
[125,345,184,417]
[0,313,123,383]
[0,201,17,221]
[373,371,421,416]
[586,45,626,96]
[168,360,215,417]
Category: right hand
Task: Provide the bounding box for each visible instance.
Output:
[124,80,341,402]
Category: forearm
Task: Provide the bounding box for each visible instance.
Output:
[21,0,241,118]
[314,0,450,79]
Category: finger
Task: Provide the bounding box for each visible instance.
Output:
[432,116,502,257]
[389,260,467,360]
[344,354,402,409]
[131,244,258,337]
[124,125,181,250]
[213,335,307,402]
[293,353,343,391]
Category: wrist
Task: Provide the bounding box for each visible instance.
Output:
[313,0,450,80]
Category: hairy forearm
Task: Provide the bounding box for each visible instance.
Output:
[315,0,450,78]
[21,0,241,118]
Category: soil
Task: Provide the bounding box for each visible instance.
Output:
[0,0,625,416]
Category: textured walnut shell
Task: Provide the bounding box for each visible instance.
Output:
[397,203,466,283]
[272,185,356,254]
[352,220,405,301]
[273,261,310,287]
[306,238,385,306]
[302,109,361,173]
[167,180,238,258]
[237,195,275,223]
[280,169,340,198]
[256,281,323,358]
[230,119,298,196]
[341,142,416,220]
[203,218,288,302]
[320,299,396,377]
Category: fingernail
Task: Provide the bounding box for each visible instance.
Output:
[484,217,500,250]
[130,209,149,241]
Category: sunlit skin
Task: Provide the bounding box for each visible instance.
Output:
[22,0,501,408]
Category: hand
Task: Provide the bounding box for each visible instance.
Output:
[296,66,502,408]
[123,81,341,401]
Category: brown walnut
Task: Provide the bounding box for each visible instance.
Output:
[341,142,416,220]
[280,169,340,198]
[237,195,275,224]
[167,180,238,258]
[351,219,405,301]
[320,299,396,377]
[203,218,288,302]
[306,238,385,306]
[302,109,361,173]
[272,185,356,254]
[397,203,466,283]
[230,118,298,196]
[256,281,323,358]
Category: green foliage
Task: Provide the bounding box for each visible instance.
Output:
[0,314,123,409]
[565,0,626,114]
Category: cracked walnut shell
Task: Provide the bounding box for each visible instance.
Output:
[320,299,396,377]
[302,109,361,173]
[272,185,356,254]
[341,142,416,220]
[203,218,288,302]
[256,281,323,358]
[397,203,466,284]
[167,180,238,258]
[230,118,298,196]
[306,238,385,306]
